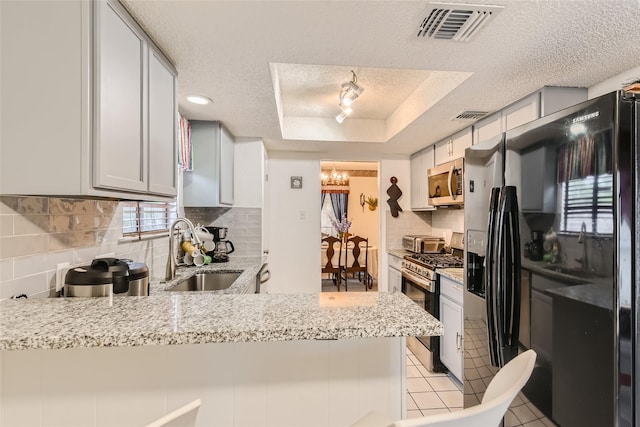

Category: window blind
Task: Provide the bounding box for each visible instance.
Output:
[122,201,177,237]
[561,173,613,234]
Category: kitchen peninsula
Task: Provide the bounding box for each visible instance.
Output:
[0,272,442,427]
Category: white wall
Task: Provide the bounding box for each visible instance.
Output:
[589,65,640,99]
[266,158,321,293]
[346,175,379,249]
[379,159,413,292]
[265,156,415,293]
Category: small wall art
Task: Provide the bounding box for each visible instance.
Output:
[290,176,303,189]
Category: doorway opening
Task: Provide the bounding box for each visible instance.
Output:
[320,161,380,292]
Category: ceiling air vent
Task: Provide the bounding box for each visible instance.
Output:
[454,111,489,120]
[417,3,504,41]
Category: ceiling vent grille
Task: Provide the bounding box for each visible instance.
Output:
[417,3,504,41]
[454,111,489,120]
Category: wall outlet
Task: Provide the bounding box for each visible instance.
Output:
[55,262,70,292]
[299,211,306,220]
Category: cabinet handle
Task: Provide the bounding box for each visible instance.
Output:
[456,332,461,350]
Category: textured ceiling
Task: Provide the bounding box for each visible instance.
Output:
[121,0,640,157]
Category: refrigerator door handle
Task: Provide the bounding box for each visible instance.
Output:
[485,187,501,366]
[493,186,522,367]
[494,194,507,367]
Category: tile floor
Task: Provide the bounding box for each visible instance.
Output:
[406,347,463,419]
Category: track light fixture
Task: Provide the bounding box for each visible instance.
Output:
[336,70,364,123]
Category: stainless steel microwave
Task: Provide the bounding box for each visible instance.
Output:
[427,158,464,207]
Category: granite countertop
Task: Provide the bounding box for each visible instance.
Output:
[151,256,267,295]
[0,291,443,351]
[437,268,464,283]
[546,283,613,311]
[387,248,409,258]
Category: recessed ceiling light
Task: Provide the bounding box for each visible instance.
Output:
[186,95,212,105]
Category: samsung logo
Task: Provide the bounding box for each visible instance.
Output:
[572,111,600,123]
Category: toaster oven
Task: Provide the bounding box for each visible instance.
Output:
[402,235,445,254]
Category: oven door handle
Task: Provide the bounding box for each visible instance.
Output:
[401,269,434,293]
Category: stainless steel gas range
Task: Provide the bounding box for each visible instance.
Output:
[401,233,464,372]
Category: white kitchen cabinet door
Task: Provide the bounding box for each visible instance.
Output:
[434,127,472,165]
[387,267,402,293]
[183,121,235,207]
[450,128,473,159]
[93,0,147,193]
[473,113,502,146]
[503,93,540,131]
[0,0,177,201]
[410,147,434,210]
[148,50,177,196]
[439,294,463,382]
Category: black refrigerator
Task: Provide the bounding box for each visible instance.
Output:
[463,90,637,427]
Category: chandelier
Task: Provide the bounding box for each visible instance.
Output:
[321,164,350,193]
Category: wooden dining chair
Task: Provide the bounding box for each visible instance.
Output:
[343,235,371,291]
[322,235,343,291]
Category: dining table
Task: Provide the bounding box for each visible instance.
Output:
[321,242,378,280]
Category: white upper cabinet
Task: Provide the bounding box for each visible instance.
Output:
[434,127,472,166]
[410,146,434,210]
[148,51,178,196]
[183,121,235,207]
[0,0,177,200]
[93,1,147,193]
[473,87,587,145]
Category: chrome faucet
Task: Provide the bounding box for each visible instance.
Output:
[165,218,202,281]
[576,221,588,270]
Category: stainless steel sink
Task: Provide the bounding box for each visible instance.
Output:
[168,271,242,292]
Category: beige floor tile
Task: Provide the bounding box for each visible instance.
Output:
[410,391,447,410]
[406,393,418,410]
[420,408,451,416]
[427,375,459,391]
[415,364,430,377]
[406,365,422,378]
[407,410,424,419]
[406,355,415,366]
[407,377,433,393]
[437,390,463,408]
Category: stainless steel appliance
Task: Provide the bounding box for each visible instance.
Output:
[464,90,635,426]
[64,258,149,297]
[401,234,463,372]
[427,158,464,207]
[402,235,445,253]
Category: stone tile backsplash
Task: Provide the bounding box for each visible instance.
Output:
[0,196,264,300]
[0,196,170,300]
[431,208,465,245]
[385,210,433,249]
[183,207,262,257]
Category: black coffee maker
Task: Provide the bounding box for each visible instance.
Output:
[526,231,543,261]
[205,226,235,263]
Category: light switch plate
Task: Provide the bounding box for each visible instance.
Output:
[55,262,70,292]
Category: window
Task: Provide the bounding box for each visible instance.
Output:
[560,173,613,235]
[122,201,177,238]
[321,197,338,237]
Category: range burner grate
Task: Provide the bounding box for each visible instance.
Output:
[406,253,464,270]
